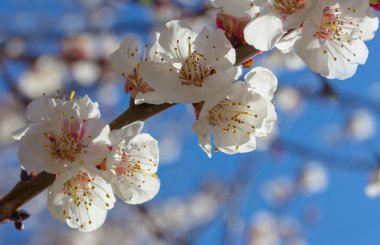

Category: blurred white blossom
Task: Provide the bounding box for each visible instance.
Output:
[249,212,307,245]
[261,177,295,205]
[365,166,380,198]
[347,109,377,141]
[298,162,329,195]
[72,61,101,87]
[276,87,303,114]
[18,56,66,99]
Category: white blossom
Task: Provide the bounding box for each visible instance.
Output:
[193,67,277,157]
[106,121,160,204]
[14,94,110,174]
[48,166,115,232]
[244,0,313,51]
[294,0,379,79]
[138,20,241,104]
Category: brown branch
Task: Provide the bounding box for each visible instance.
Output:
[109,103,174,130]
[235,44,260,66]
[0,43,260,224]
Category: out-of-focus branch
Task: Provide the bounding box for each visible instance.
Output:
[0,44,261,224]
[0,172,55,223]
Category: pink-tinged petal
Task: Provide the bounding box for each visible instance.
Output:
[107,133,160,205]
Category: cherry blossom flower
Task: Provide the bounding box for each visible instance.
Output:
[14,94,110,174]
[138,20,241,104]
[193,67,277,157]
[294,0,379,79]
[106,121,160,204]
[110,37,155,99]
[48,166,115,232]
[210,0,259,18]
[244,0,313,51]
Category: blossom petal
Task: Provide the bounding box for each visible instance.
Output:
[109,121,144,146]
[244,14,285,51]
[110,36,139,75]
[245,67,278,100]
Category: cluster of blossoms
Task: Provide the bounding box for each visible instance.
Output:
[13,93,160,232]
[12,0,379,232]
[212,0,379,80]
[111,20,278,157]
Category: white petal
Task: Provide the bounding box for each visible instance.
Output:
[79,120,111,167]
[193,117,213,158]
[359,8,379,41]
[112,173,160,205]
[255,101,277,137]
[110,36,139,75]
[109,121,144,146]
[245,67,278,100]
[244,14,286,51]
[139,62,212,104]
[76,95,101,119]
[158,20,197,63]
[25,96,58,123]
[275,28,302,53]
[194,28,236,70]
[17,123,57,173]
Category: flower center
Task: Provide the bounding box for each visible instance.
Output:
[45,119,87,163]
[61,171,112,226]
[207,99,259,136]
[273,0,305,16]
[125,67,155,95]
[113,149,143,178]
[179,51,216,87]
[314,7,360,61]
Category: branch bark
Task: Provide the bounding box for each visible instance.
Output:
[0,43,260,224]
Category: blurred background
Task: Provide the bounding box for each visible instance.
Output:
[1,0,380,244]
